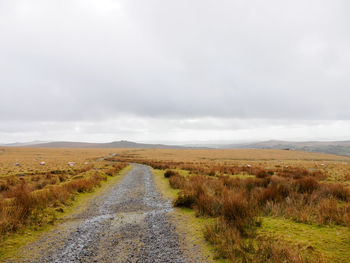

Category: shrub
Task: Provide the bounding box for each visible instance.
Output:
[318,198,343,225]
[295,177,319,194]
[0,182,9,192]
[261,184,290,203]
[164,170,178,178]
[277,167,319,179]
[188,176,207,197]
[256,170,269,178]
[12,184,35,221]
[195,193,221,217]
[169,174,185,189]
[219,176,242,189]
[221,190,257,235]
[173,191,196,208]
[322,183,350,201]
[204,220,246,261]
[208,169,216,176]
[244,178,269,191]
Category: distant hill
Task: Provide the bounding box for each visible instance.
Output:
[0,141,48,147]
[2,139,350,155]
[223,140,350,156]
[18,140,193,149]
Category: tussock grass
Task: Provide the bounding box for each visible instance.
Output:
[102,150,350,262]
[168,172,348,262]
[113,149,350,262]
[0,151,127,240]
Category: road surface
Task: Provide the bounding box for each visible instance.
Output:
[10,164,195,263]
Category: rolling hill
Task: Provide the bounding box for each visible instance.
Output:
[17,140,191,149]
[2,139,350,155]
[224,140,350,156]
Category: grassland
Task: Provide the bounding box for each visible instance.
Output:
[111,148,350,262]
[0,147,130,259]
[116,148,350,161]
[152,168,219,263]
[1,147,350,262]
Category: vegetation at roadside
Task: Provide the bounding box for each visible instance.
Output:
[111,149,350,262]
[0,147,128,255]
[152,168,220,263]
[2,147,350,262]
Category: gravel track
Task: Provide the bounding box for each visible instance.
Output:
[10,164,188,263]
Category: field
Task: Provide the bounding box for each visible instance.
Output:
[1,147,350,262]
[0,147,129,258]
[111,148,350,262]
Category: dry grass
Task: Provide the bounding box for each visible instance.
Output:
[172,172,346,262]
[0,148,128,240]
[110,148,350,262]
[2,147,348,261]
[111,148,350,183]
[110,148,350,162]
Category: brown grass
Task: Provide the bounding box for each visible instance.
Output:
[322,183,350,201]
[164,170,178,178]
[317,199,344,225]
[111,149,349,262]
[7,147,345,262]
[169,174,186,189]
[0,148,128,239]
[221,189,258,235]
[161,165,350,228]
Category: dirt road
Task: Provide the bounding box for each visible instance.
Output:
[10,164,192,263]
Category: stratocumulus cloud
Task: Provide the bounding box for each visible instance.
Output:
[0,0,349,142]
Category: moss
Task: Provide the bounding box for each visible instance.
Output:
[257,217,350,262]
[152,169,181,198]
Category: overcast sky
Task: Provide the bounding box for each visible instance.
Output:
[1,0,350,144]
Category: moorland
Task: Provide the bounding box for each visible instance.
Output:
[1,147,349,262]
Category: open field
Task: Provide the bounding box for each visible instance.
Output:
[113,148,350,184]
[0,147,129,259]
[0,147,129,176]
[114,148,350,161]
[111,148,350,262]
[1,147,350,262]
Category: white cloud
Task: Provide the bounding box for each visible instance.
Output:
[1,117,350,144]
[0,0,349,142]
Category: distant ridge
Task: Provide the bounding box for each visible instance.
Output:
[17,140,199,149]
[222,140,350,156]
[0,141,48,147]
[2,139,350,155]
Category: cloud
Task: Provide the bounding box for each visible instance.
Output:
[0,0,349,142]
[1,117,350,144]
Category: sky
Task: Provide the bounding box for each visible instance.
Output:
[0,0,350,144]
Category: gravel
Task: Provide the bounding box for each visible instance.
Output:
[11,164,188,263]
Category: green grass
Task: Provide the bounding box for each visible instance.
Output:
[153,168,350,262]
[0,165,132,261]
[152,168,223,262]
[152,169,181,198]
[229,173,256,179]
[258,217,350,262]
[168,168,192,177]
